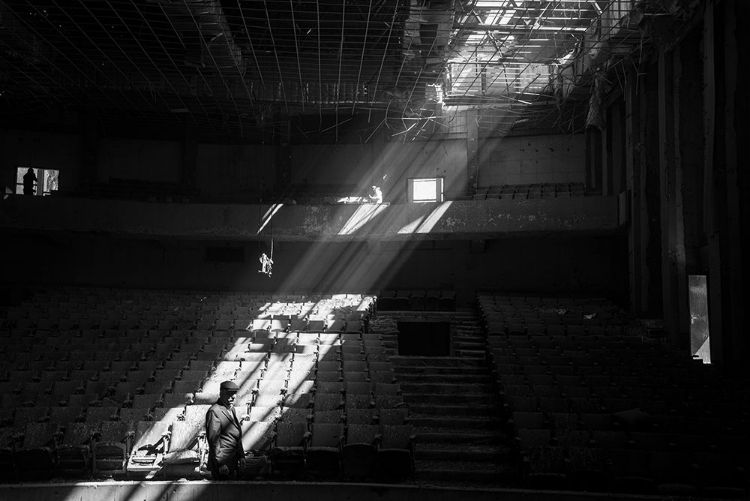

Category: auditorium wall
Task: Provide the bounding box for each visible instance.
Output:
[1,128,586,201]
[290,138,467,202]
[0,129,81,191]
[477,134,586,187]
[2,232,625,304]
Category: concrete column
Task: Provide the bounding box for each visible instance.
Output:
[625,70,649,316]
[704,0,748,373]
[657,45,687,348]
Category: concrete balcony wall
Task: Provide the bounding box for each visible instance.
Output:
[0,196,619,241]
[1,196,624,299]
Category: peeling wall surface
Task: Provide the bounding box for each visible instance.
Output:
[0,196,618,240]
[478,135,586,186]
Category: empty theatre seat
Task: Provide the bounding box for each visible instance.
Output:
[342,424,380,480]
[57,422,94,474]
[14,422,60,476]
[269,421,309,477]
[305,423,344,477]
[127,420,171,477]
[93,421,134,475]
[162,405,210,478]
[376,424,415,481]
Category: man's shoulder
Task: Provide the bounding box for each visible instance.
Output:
[207,402,225,414]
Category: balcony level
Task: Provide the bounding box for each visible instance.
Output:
[1,195,620,241]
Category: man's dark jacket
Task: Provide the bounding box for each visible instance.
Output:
[205,400,244,477]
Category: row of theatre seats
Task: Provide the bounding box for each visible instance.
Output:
[376,289,457,312]
[0,288,415,482]
[464,182,586,201]
[2,289,376,333]
[478,293,750,498]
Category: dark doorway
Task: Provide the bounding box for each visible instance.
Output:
[397,321,451,356]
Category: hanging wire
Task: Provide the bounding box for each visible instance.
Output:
[352,0,373,113]
[262,0,289,114]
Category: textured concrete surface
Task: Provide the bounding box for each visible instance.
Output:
[0,196,619,241]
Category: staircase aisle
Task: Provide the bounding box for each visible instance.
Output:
[390,311,519,486]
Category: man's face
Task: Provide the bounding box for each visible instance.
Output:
[220,389,237,407]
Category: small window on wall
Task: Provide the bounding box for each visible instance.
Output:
[407,177,444,203]
[15,167,59,196]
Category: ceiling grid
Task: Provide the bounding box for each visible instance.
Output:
[0,0,694,140]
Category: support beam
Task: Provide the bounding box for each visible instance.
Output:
[702,0,724,365]
[671,45,689,344]
[704,0,747,373]
[657,45,685,347]
[625,69,648,315]
[719,0,743,370]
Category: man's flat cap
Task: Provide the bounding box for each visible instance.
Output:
[220,381,240,392]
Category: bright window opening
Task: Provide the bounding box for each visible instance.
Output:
[16,167,59,196]
[408,177,444,203]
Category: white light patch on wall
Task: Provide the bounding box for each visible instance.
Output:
[415,201,453,233]
[338,204,388,235]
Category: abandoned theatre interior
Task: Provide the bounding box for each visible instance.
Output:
[0,0,747,500]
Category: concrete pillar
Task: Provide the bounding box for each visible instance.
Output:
[704,0,748,374]
[657,45,688,348]
[625,70,649,316]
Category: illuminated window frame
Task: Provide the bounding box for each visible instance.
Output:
[15,167,59,196]
[407,177,444,203]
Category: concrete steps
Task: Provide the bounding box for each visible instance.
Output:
[386,310,518,486]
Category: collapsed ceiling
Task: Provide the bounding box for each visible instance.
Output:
[0,0,694,141]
